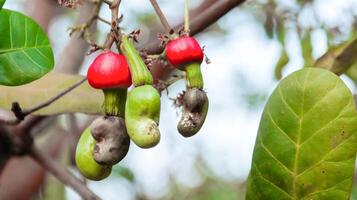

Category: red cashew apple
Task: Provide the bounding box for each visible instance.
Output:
[84,51,132,166]
[166,36,204,68]
[166,36,208,137]
[166,36,204,89]
[87,51,132,116]
[87,51,131,90]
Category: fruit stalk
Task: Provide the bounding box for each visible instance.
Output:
[102,88,127,117]
[120,35,153,86]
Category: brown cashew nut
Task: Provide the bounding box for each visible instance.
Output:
[177,88,209,137]
[90,116,130,165]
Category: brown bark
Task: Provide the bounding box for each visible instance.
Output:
[143,0,247,54]
[0,0,248,199]
[0,1,97,199]
[146,0,247,81]
[0,132,64,200]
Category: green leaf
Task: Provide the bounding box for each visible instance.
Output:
[0,72,103,115]
[0,9,54,86]
[0,0,5,10]
[246,68,357,199]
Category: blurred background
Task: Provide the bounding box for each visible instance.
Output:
[1,0,357,199]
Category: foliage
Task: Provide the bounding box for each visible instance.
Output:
[1,0,357,199]
[246,68,357,199]
[0,9,54,86]
[0,0,5,10]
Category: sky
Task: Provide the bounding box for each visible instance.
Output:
[3,0,357,199]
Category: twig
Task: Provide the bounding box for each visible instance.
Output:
[144,0,247,54]
[149,0,172,32]
[69,1,102,43]
[0,78,87,126]
[155,75,184,93]
[78,0,123,53]
[22,78,87,116]
[110,0,121,30]
[184,0,190,32]
[30,146,102,200]
[97,16,111,26]
[102,0,112,5]
[83,0,111,5]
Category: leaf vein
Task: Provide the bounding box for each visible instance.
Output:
[303,78,339,116]
[267,110,297,144]
[278,86,300,118]
[0,45,51,54]
[292,68,311,198]
[22,50,44,73]
[296,131,355,178]
[301,177,350,199]
[300,100,351,146]
[258,133,294,174]
[253,162,294,199]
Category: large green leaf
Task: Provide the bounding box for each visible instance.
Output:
[0,9,54,86]
[246,68,357,199]
[0,0,5,10]
[0,72,103,115]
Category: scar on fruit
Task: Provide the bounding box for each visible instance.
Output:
[90,116,130,165]
[177,88,209,137]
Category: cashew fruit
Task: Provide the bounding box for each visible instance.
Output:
[75,128,111,181]
[125,85,161,148]
[90,116,130,165]
[177,88,209,137]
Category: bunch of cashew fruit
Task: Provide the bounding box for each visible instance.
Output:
[75,33,209,181]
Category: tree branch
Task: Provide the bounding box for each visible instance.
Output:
[149,0,172,33]
[109,0,121,30]
[30,146,102,200]
[0,78,87,126]
[1,2,100,199]
[144,0,247,54]
[56,1,99,74]
[315,37,357,75]
[22,78,87,116]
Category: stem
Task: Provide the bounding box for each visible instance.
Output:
[103,88,127,117]
[97,16,111,26]
[149,0,172,32]
[110,0,121,30]
[30,146,101,200]
[120,35,153,86]
[0,77,87,125]
[185,62,203,89]
[184,0,190,32]
[23,78,87,116]
[144,0,247,54]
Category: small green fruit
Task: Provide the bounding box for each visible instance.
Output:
[125,85,161,148]
[75,128,111,181]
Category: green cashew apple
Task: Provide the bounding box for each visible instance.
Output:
[75,128,111,181]
[125,85,161,148]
